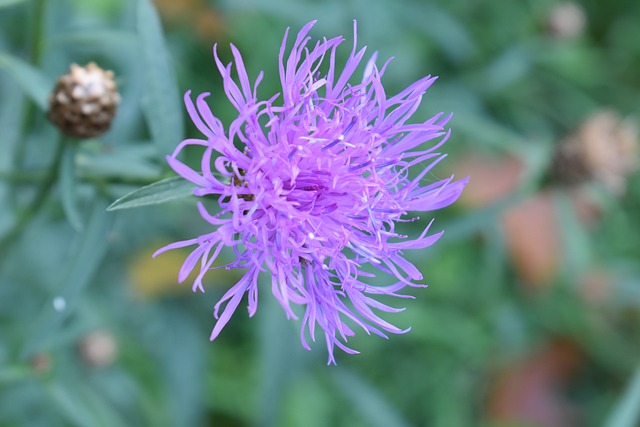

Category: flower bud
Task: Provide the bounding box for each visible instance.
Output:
[48,62,120,139]
[78,329,118,368]
[547,2,586,40]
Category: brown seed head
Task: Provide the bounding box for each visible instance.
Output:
[551,110,639,194]
[78,329,118,368]
[48,62,120,139]
[547,2,586,40]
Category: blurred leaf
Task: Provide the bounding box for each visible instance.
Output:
[441,191,528,243]
[136,0,184,157]
[394,1,475,64]
[60,143,83,231]
[281,376,330,427]
[75,383,130,427]
[535,42,606,87]
[483,46,533,91]
[48,30,138,48]
[76,144,160,182]
[45,372,130,427]
[47,383,101,427]
[47,378,131,427]
[0,0,29,8]
[67,0,123,17]
[47,30,140,65]
[257,291,305,427]
[331,367,411,427]
[554,192,591,278]
[149,307,207,427]
[0,365,30,384]
[19,202,112,359]
[0,53,52,110]
[106,176,193,211]
[604,367,640,427]
[454,110,528,152]
[0,73,24,233]
[117,335,173,427]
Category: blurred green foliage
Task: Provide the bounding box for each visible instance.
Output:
[1,0,640,426]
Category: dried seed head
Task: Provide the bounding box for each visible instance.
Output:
[547,2,586,40]
[550,138,593,186]
[48,62,120,139]
[551,110,639,194]
[78,329,118,368]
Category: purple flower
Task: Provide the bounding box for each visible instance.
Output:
[154,20,468,364]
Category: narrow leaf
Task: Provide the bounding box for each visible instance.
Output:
[604,367,640,427]
[19,202,112,359]
[331,367,412,427]
[48,30,139,49]
[257,289,304,427]
[395,2,475,63]
[0,53,52,110]
[554,191,591,278]
[0,0,29,8]
[76,144,161,182]
[136,0,184,157]
[47,383,101,427]
[0,365,31,384]
[106,176,194,211]
[440,191,528,243]
[60,143,84,231]
[0,74,25,230]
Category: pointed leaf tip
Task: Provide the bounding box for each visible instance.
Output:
[106,176,194,211]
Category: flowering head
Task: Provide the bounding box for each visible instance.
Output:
[155,21,468,364]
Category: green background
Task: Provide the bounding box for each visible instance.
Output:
[1,0,639,426]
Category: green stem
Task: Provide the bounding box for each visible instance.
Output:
[30,0,47,66]
[0,169,47,184]
[14,0,48,169]
[0,136,66,266]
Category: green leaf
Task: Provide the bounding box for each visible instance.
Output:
[0,0,30,8]
[0,53,52,110]
[136,0,184,157]
[604,367,640,427]
[75,143,161,182]
[0,365,31,384]
[554,191,591,278]
[47,383,101,427]
[440,191,528,243]
[19,202,112,359]
[394,1,475,63]
[257,289,305,427]
[331,367,412,427]
[47,30,140,60]
[147,307,207,427]
[0,72,25,232]
[483,46,533,91]
[106,176,194,211]
[60,143,84,231]
[454,110,527,151]
[72,381,131,427]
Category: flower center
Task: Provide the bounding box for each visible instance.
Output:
[231,172,254,202]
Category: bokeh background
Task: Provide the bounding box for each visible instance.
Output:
[1,0,640,426]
